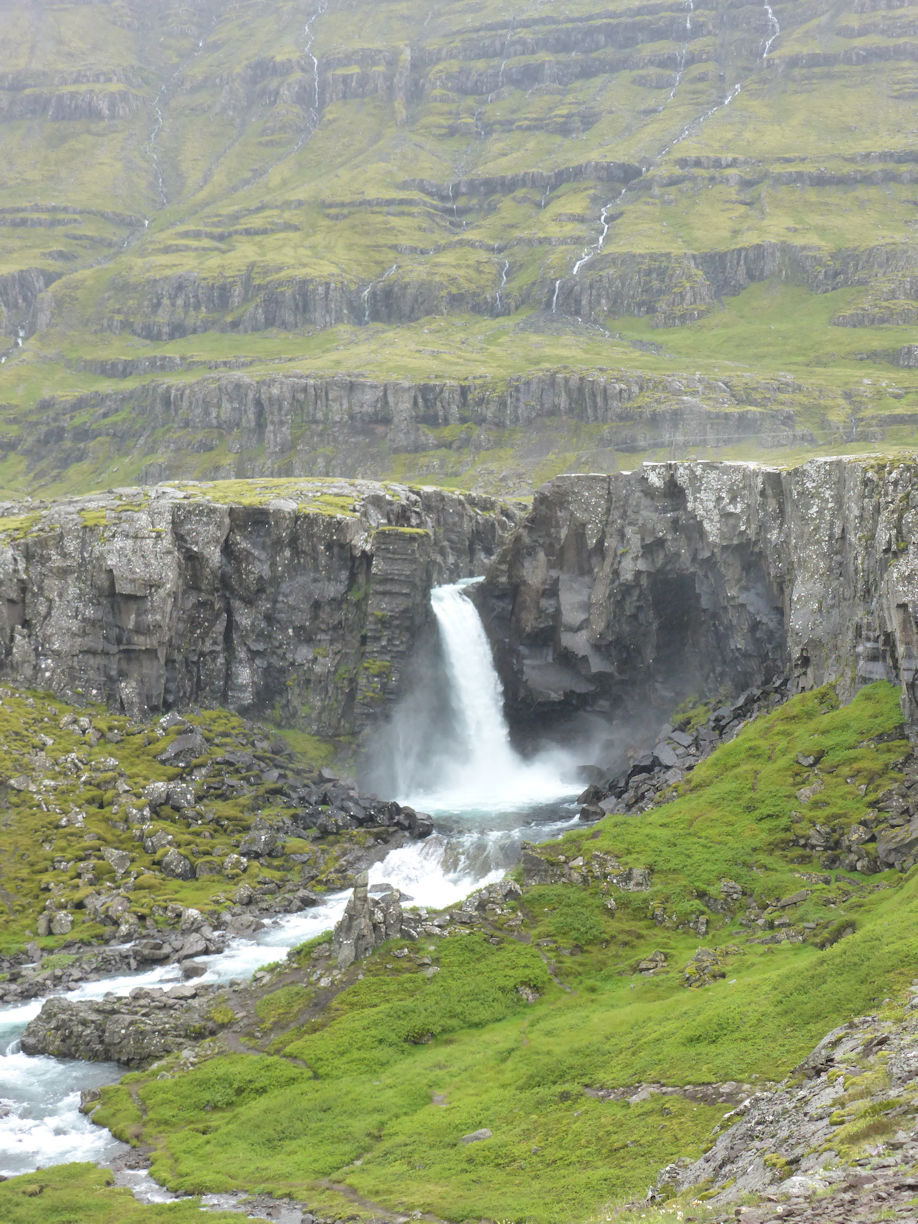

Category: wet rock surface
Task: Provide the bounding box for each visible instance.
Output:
[576,679,790,819]
[480,458,918,732]
[20,982,222,1067]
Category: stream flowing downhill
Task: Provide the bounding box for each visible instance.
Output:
[0,579,579,1185]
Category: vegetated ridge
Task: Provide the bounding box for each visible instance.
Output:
[2,458,918,1221]
[2,0,918,495]
[8,679,918,1224]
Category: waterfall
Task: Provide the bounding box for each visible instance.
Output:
[3,581,579,1183]
[432,582,517,779]
[392,580,576,812]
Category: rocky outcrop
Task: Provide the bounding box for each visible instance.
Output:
[19,369,823,494]
[653,983,918,1218]
[20,982,220,1066]
[0,267,56,339]
[95,239,918,336]
[331,872,406,969]
[0,480,518,731]
[554,241,918,327]
[479,458,918,732]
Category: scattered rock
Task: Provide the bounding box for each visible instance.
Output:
[160,848,194,880]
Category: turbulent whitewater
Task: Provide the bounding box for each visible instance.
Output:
[392,580,577,811]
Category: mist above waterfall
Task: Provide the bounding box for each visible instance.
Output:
[360,579,578,813]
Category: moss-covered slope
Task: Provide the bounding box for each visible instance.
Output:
[0,685,405,960]
[2,0,918,494]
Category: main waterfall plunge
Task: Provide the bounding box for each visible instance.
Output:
[362,579,579,905]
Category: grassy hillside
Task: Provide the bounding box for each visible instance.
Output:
[2,0,918,494]
[56,680,915,1222]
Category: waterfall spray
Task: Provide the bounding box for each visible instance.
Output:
[394,581,576,811]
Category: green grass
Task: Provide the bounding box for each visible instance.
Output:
[0,1165,244,1224]
[1,0,918,497]
[89,681,918,1223]
[0,687,348,952]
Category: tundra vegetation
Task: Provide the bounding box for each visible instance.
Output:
[3,681,915,1221]
[1,0,918,495]
[3,0,918,1220]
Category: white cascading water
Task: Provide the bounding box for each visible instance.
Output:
[0,578,578,1184]
[403,581,573,810]
[0,897,348,1179]
[366,580,579,907]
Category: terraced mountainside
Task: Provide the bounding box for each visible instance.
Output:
[3,0,918,494]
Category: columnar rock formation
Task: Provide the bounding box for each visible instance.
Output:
[0,479,518,733]
[4,460,918,739]
[479,458,918,730]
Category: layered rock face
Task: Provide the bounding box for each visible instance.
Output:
[479,458,918,730]
[0,480,518,733]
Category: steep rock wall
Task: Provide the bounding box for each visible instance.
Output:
[0,480,518,733]
[20,369,821,493]
[479,458,918,729]
[91,238,918,335]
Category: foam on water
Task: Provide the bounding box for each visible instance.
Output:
[0,579,582,1187]
[0,1052,126,1177]
[398,581,578,813]
[0,899,350,1178]
[194,894,349,983]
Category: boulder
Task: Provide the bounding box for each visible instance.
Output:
[877,820,918,869]
[101,847,131,877]
[332,872,404,970]
[20,986,219,1066]
[160,848,194,880]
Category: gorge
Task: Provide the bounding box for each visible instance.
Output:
[0,459,918,1222]
[4,458,918,742]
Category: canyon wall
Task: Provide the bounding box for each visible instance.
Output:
[478,458,918,730]
[4,459,918,742]
[0,480,518,734]
[21,369,826,494]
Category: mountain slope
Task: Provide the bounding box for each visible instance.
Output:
[2,0,918,494]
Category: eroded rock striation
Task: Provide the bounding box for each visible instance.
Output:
[479,458,918,731]
[0,479,518,732]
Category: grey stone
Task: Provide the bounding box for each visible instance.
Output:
[332,872,403,970]
[0,483,518,739]
[101,847,131,877]
[48,911,73,936]
[477,460,918,733]
[160,848,194,880]
[877,820,918,868]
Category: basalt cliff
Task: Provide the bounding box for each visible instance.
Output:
[4,459,918,745]
[2,0,918,496]
[0,479,518,733]
[480,457,918,733]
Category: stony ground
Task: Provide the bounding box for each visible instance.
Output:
[655,984,918,1224]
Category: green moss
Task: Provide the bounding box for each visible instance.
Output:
[0,1165,244,1223]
